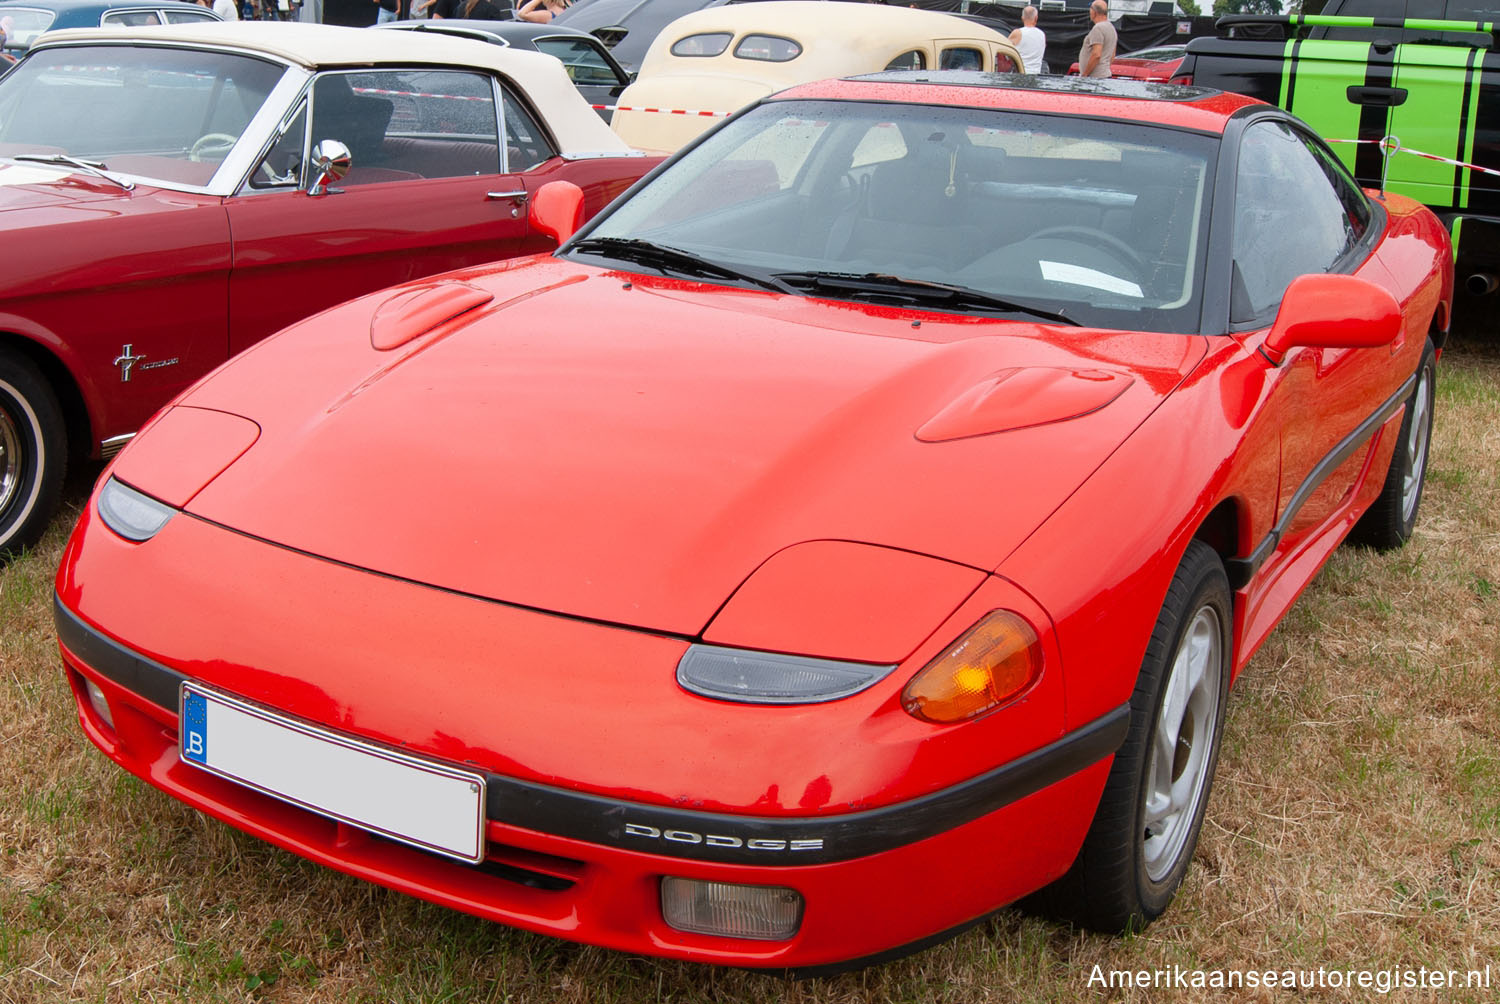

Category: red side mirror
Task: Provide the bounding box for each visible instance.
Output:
[528,180,585,247]
[1262,274,1402,365]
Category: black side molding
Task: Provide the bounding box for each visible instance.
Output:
[1224,371,1416,589]
[482,705,1130,866]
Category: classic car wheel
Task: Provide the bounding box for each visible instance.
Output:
[1349,338,1436,551]
[189,132,238,162]
[0,350,65,560]
[1030,540,1230,932]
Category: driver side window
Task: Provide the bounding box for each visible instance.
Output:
[1231,121,1356,323]
[250,103,307,190]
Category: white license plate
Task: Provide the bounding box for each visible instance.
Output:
[179,683,485,863]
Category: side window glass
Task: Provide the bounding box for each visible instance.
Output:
[1231,120,1354,322]
[939,47,983,71]
[101,11,165,25]
[250,101,306,190]
[533,38,624,86]
[733,35,801,62]
[502,89,556,172]
[313,71,500,185]
[164,8,221,21]
[1305,134,1372,243]
[884,49,926,71]
[670,32,732,57]
[850,121,907,169]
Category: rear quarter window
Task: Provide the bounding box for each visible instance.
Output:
[733,34,801,62]
[670,32,731,57]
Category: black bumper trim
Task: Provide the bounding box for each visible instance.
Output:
[56,595,189,713]
[55,594,1128,866]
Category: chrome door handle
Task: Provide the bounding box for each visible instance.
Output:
[487,189,528,201]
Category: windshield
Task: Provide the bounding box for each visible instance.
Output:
[0,45,285,186]
[0,9,55,51]
[573,99,1217,332]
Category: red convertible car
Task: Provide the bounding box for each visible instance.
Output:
[55,73,1450,969]
[0,22,657,558]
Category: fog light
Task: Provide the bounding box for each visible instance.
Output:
[84,678,115,730]
[660,878,803,941]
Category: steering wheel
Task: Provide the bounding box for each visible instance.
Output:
[1027,225,1148,278]
[189,132,238,163]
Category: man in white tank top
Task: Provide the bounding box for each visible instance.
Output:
[1009,6,1048,74]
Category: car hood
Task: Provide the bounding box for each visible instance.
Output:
[161,257,1205,637]
[0,160,136,211]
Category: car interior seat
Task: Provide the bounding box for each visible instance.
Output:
[311,75,396,175]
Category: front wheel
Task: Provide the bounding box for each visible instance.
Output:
[1349,338,1436,551]
[0,350,66,560]
[1030,540,1231,932]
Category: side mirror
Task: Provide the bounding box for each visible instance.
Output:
[1262,273,1402,365]
[307,139,351,196]
[528,180,585,246]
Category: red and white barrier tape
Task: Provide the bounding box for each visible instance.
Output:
[592,104,732,117]
[354,86,489,103]
[1327,135,1500,180]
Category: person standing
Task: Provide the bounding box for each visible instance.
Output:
[1079,0,1117,79]
[212,0,239,19]
[516,0,570,23]
[1008,6,1047,75]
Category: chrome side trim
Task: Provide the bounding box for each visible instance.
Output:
[100,433,135,459]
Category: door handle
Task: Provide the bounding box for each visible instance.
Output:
[487,189,528,201]
[1347,85,1408,107]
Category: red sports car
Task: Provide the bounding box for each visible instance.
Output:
[1068,44,1188,81]
[0,22,657,558]
[55,74,1450,969]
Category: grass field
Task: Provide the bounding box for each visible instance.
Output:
[1,337,1496,1003]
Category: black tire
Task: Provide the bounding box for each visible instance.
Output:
[1027,540,1231,932]
[0,350,66,560]
[1349,338,1436,551]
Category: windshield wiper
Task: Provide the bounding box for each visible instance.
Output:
[772,271,1078,326]
[569,237,796,294]
[11,153,135,191]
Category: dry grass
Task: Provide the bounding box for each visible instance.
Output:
[1,337,1496,1004]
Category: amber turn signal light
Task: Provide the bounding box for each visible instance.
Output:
[902,611,1041,723]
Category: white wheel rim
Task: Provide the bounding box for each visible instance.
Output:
[0,378,44,540]
[0,395,22,521]
[1142,604,1222,883]
[1401,367,1432,523]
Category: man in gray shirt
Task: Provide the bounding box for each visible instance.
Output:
[1079,0,1117,78]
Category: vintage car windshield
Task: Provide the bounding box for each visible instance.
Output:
[0,9,57,51]
[0,44,285,186]
[576,99,1217,332]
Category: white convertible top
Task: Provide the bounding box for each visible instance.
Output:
[33,22,630,155]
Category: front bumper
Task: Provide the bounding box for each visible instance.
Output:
[55,506,1123,967]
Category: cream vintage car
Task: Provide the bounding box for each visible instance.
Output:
[610,2,1022,154]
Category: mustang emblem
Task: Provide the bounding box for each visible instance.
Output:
[113,345,145,383]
